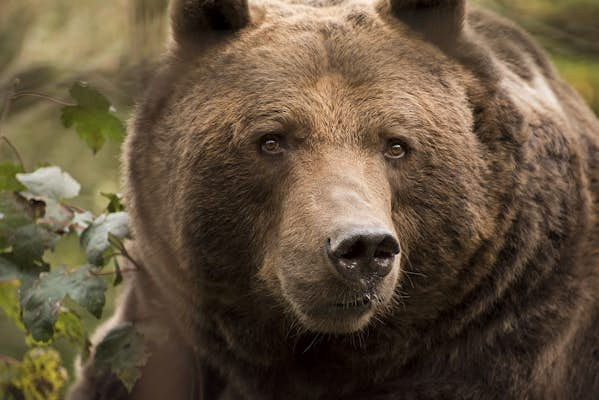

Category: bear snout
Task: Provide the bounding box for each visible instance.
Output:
[271,223,401,334]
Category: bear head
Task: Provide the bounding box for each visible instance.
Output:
[124,0,506,340]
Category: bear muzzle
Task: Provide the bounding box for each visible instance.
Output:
[272,223,401,334]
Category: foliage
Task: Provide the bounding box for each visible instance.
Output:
[61,82,126,154]
[92,321,169,392]
[0,83,148,398]
[20,266,107,342]
[1,348,68,400]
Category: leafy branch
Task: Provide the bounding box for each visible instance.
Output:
[1,80,125,160]
[0,81,149,397]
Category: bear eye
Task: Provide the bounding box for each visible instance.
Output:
[259,134,286,156]
[384,139,407,160]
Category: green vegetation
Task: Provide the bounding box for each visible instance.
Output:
[1,82,144,397]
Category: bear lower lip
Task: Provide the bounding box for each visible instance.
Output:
[333,295,372,309]
[331,301,372,316]
[311,296,373,317]
[299,298,375,333]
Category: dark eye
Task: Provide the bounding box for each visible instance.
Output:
[259,135,286,155]
[384,140,407,159]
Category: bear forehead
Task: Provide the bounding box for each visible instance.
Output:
[186,0,460,88]
[256,0,377,16]
[171,0,473,144]
[225,0,430,72]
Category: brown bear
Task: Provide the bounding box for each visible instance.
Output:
[69,0,599,399]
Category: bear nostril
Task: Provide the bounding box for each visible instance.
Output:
[374,236,401,259]
[337,239,367,260]
[326,229,400,283]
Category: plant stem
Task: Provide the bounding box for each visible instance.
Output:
[92,263,137,277]
[0,354,20,366]
[64,203,87,213]
[109,235,142,270]
[11,91,76,107]
[0,136,25,170]
[119,246,142,270]
[0,83,26,170]
[0,87,12,134]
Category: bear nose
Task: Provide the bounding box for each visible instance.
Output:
[326,228,400,283]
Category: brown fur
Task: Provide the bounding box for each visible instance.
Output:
[69,0,599,399]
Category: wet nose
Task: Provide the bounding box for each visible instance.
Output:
[326,228,400,283]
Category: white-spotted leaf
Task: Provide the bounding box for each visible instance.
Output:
[80,212,131,266]
[20,266,106,342]
[16,166,80,200]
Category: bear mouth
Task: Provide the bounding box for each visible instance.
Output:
[332,295,372,310]
[296,294,376,334]
[312,294,374,318]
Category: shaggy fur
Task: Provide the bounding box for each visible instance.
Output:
[69,0,599,398]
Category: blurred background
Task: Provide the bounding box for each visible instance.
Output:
[0,0,598,391]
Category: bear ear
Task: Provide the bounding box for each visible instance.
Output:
[387,0,466,45]
[170,0,251,44]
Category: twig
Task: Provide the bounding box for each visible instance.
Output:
[107,235,142,270]
[0,136,25,171]
[92,264,137,277]
[119,246,142,270]
[11,91,76,107]
[64,203,87,213]
[0,82,26,170]
[37,218,73,230]
[102,252,121,260]
[0,354,20,366]
[107,234,124,250]
[0,83,14,135]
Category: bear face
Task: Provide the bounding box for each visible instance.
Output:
[126,0,498,337]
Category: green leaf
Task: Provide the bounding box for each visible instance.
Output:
[93,322,150,392]
[81,212,131,266]
[0,281,24,331]
[101,192,125,213]
[53,309,86,346]
[0,255,21,282]
[69,81,110,109]
[61,82,126,153]
[20,266,107,342]
[16,166,80,200]
[0,192,33,250]
[0,193,57,276]
[11,348,68,400]
[11,224,55,264]
[0,162,24,192]
[0,252,49,293]
[0,357,21,400]
[113,257,123,286]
